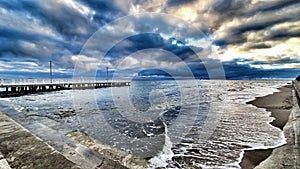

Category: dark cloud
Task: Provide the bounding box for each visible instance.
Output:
[105,33,200,63]
[247,0,300,15]
[269,30,300,40]
[37,1,97,38]
[138,69,172,77]
[0,25,60,44]
[207,0,250,30]
[134,60,300,80]
[0,0,300,79]
[247,43,272,50]
[237,21,280,35]
[212,39,227,47]
[210,0,249,14]
[0,0,121,71]
[80,1,125,25]
[217,20,287,46]
[222,61,300,80]
[167,0,197,7]
[0,0,37,13]
[212,0,300,48]
[0,25,73,59]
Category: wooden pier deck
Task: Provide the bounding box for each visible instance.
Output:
[0,79,130,97]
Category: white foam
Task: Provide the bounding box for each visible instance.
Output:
[0,98,10,102]
[227,82,289,169]
[15,106,25,112]
[148,123,174,169]
[234,135,287,169]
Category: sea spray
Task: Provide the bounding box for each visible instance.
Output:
[0,98,11,101]
[148,122,174,168]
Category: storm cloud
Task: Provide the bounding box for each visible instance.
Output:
[0,0,299,79]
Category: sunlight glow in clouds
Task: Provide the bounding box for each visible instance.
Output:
[0,0,300,79]
[174,7,198,22]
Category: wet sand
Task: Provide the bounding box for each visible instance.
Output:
[240,84,293,169]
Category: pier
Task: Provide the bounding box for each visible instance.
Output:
[0,79,130,97]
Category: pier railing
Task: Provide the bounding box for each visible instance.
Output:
[0,79,130,97]
[0,78,129,86]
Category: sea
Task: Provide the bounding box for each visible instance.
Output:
[0,80,290,168]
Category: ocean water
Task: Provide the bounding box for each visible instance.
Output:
[0,80,289,168]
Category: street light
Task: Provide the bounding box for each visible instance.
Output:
[106,66,108,82]
[50,60,53,83]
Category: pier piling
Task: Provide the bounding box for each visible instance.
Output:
[0,80,130,97]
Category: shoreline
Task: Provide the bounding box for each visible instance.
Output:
[240,84,293,168]
[0,81,297,168]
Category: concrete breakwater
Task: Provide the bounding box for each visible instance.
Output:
[0,111,128,169]
[0,80,130,97]
[291,81,300,146]
[253,81,300,168]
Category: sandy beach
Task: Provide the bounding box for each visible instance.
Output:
[240,84,300,169]
[248,85,293,130]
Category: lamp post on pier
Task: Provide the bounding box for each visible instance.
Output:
[50,60,53,83]
[106,66,108,82]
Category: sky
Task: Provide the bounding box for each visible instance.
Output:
[0,0,300,80]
